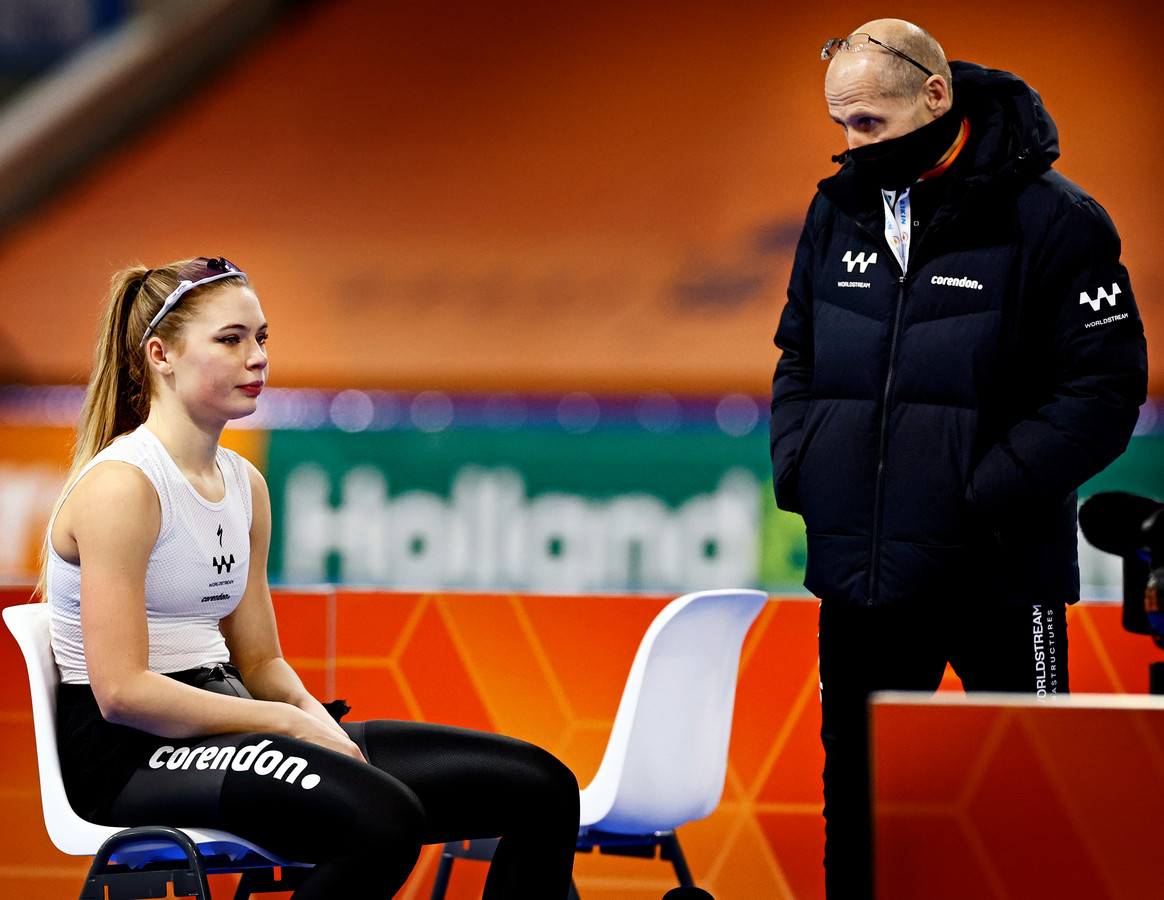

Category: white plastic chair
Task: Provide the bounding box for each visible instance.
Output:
[430,588,769,899]
[3,601,312,900]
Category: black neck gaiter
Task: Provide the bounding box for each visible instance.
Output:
[846,110,963,192]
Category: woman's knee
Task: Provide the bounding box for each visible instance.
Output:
[510,742,579,821]
[218,734,427,853]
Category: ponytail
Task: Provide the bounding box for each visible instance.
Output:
[73,267,153,472]
[36,257,237,598]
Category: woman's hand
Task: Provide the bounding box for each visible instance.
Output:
[282,704,366,762]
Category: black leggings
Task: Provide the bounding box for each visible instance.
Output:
[106,720,580,900]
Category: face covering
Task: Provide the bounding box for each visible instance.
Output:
[846,109,964,191]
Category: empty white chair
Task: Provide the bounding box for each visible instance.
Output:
[430,588,769,898]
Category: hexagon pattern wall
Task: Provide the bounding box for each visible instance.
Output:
[2,588,1161,900]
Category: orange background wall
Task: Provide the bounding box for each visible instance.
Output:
[0,0,1160,396]
[3,587,1162,900]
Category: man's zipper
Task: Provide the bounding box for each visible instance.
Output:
[869,274,908,604]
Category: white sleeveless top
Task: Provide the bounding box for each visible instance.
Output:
[48,426,253,684]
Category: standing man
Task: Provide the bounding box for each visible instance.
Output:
[769,18,1147,900]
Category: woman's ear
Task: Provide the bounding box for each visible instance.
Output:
[144,336,173,377]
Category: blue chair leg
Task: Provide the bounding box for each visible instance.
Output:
[429,851,455,900]
[658,831,694,888]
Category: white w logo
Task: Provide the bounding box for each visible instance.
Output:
[842,251,878,274]
[1079,282,1122,312]
[212,554,235,574]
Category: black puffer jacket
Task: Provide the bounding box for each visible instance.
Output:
[769,61,1147,607]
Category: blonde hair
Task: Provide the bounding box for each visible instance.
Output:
[36,258,248,599]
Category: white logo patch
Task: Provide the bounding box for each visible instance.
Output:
[1079,282,1122,312]
[930,275,984,290]
[842,251,878,274]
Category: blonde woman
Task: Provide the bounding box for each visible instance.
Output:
[43,256,578,899]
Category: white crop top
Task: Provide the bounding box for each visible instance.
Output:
[48,426,253,684]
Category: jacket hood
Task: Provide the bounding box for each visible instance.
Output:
[821,61,1060,199]
[950,60,1059,180]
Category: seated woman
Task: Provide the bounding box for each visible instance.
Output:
[42,256,579,899]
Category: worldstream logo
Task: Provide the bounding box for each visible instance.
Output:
[279,464,761,592]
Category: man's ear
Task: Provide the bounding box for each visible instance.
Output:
[923,74,953,118]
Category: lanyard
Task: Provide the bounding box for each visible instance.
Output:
[882,188,911,273]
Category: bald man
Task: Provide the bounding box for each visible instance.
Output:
[769,20,1147,899]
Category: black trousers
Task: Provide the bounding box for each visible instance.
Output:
[817,598,1068,900]
[104,720,580,900]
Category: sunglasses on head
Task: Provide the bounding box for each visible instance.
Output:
[138,256,247,347]
[821,33,934,78]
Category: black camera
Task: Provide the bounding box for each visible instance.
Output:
[1078,491,1164,645]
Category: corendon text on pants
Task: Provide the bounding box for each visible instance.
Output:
[147,739,322,789]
